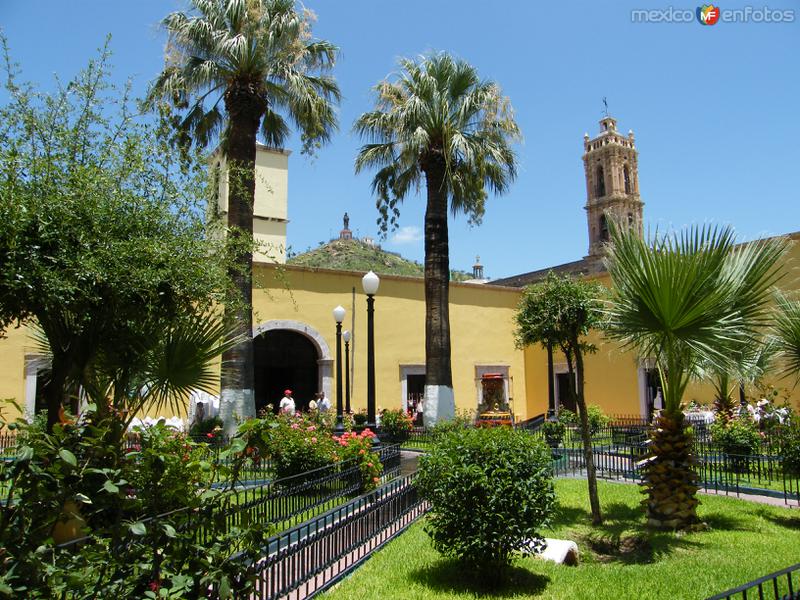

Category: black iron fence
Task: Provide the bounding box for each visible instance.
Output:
[230,470,426,599]
[57,443,402,552]
[706,563,800,599]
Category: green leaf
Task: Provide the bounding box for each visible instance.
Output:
[162,523,176,538]
[129,521,147,536]
[103,480,119,494]
[59,449,77,467]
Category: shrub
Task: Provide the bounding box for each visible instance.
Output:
[256,412,337,480]
[711,419,762,457]
[780,423,800,476]
[541,419,566,448]
[559,405,610,435]
[332,429,383,491]
[417,427,555,576]
[379,409,414,440]
[353,411,368,426]
[188,415,224,440]
[126,423,211,515]
[429,409,474,438]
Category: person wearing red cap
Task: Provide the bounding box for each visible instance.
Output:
[279,389,295,415]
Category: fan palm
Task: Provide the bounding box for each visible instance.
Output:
[33,311,241,442]
[354,54,519,423]
[604,220,787,529]
[774,292,800,381]
[147,0,340,430]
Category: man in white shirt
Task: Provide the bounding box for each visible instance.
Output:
[318,391,331,413]
[279,390,296,414]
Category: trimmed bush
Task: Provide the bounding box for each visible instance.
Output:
[417,427,555,576]
[541,419,566,448]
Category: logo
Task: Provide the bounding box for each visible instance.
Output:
[697,4,721,24]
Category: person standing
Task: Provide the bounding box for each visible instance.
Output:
[279,389,296,415]
[318,391,331,413]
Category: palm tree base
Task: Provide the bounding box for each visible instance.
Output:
[219,388,256,436]
[422,385,455,427]
[639,414,704,531]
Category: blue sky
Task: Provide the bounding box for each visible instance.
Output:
[2,1,798,279]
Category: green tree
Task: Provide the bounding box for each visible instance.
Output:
[147,0,340,431]
[0,40,234,432]
[515,272,605,524]
[354,53,520,423]
[604,220,786,529]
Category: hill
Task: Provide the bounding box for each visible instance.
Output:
[287,238,472,282]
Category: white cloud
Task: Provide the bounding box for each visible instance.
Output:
[390,226,422,245]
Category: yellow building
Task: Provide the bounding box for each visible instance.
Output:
[1,116,798,425]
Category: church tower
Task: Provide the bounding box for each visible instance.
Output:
[583,116,643,258]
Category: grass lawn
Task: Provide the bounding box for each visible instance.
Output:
[321,479,800,600]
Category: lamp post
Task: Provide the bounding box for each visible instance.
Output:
[333,305,346,433]
[343,330,351,415]
[362,271,380,427]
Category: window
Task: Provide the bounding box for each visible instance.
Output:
[623,164,631,193]
[627,212,634,226]
[600,214,609,242]
[595,165,605,197]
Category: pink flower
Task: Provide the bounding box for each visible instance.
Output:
[367,462,373,468]
[291,423,300,430]
[307,425,316,432]
[311,437,317,443]
[372,477,379,483]
[359,449,365,455]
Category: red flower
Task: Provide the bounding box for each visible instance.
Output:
[207,432,214,439]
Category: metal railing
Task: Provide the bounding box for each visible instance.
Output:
[706,563,800,599]
[232,470,426,600]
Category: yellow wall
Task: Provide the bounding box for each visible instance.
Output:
[252,264,529,419]
[1,233,797,424]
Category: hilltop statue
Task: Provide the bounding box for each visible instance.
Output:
[343,212,350,230]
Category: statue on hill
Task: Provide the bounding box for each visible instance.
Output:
[343,212,349,230]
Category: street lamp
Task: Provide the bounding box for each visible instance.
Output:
[333,305,346,433]
[362,271,380,427]
[343,329,352,415]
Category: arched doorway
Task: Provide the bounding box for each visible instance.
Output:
[254,330,320,413]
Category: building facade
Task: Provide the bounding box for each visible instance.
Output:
[1,116,798,425]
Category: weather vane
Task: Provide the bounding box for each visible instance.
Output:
[602,97,609,117]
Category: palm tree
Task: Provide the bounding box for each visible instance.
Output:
[774,293,800,381]
[604,220,786,529]
[354,54,520,423]
[147,0,340,431]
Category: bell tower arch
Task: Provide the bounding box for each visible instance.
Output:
[583,116,643,258]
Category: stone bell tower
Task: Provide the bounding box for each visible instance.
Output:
[583,116,643,258]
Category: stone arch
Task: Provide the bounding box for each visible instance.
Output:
[252,320,334,410]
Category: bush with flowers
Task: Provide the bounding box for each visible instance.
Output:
[332,429,383,491]
[262,412,338,480]
[126,422,212,514]
[378,409,414,442]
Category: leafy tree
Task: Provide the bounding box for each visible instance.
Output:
[604,220,786,529]
[147,0,341,431]
[0,40,235,432]
[515,272,605,524]
[355,53,519,423]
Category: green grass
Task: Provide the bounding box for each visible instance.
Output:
[321,479,800,600]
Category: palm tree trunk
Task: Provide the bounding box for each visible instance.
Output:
[219,85,264,433]
[572,339,602,524]
[422,156,454,425]
[642,411,702,530]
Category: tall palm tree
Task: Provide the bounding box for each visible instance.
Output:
[354,54,520,423]
[147,0,340,431]
[604,220,786,529]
